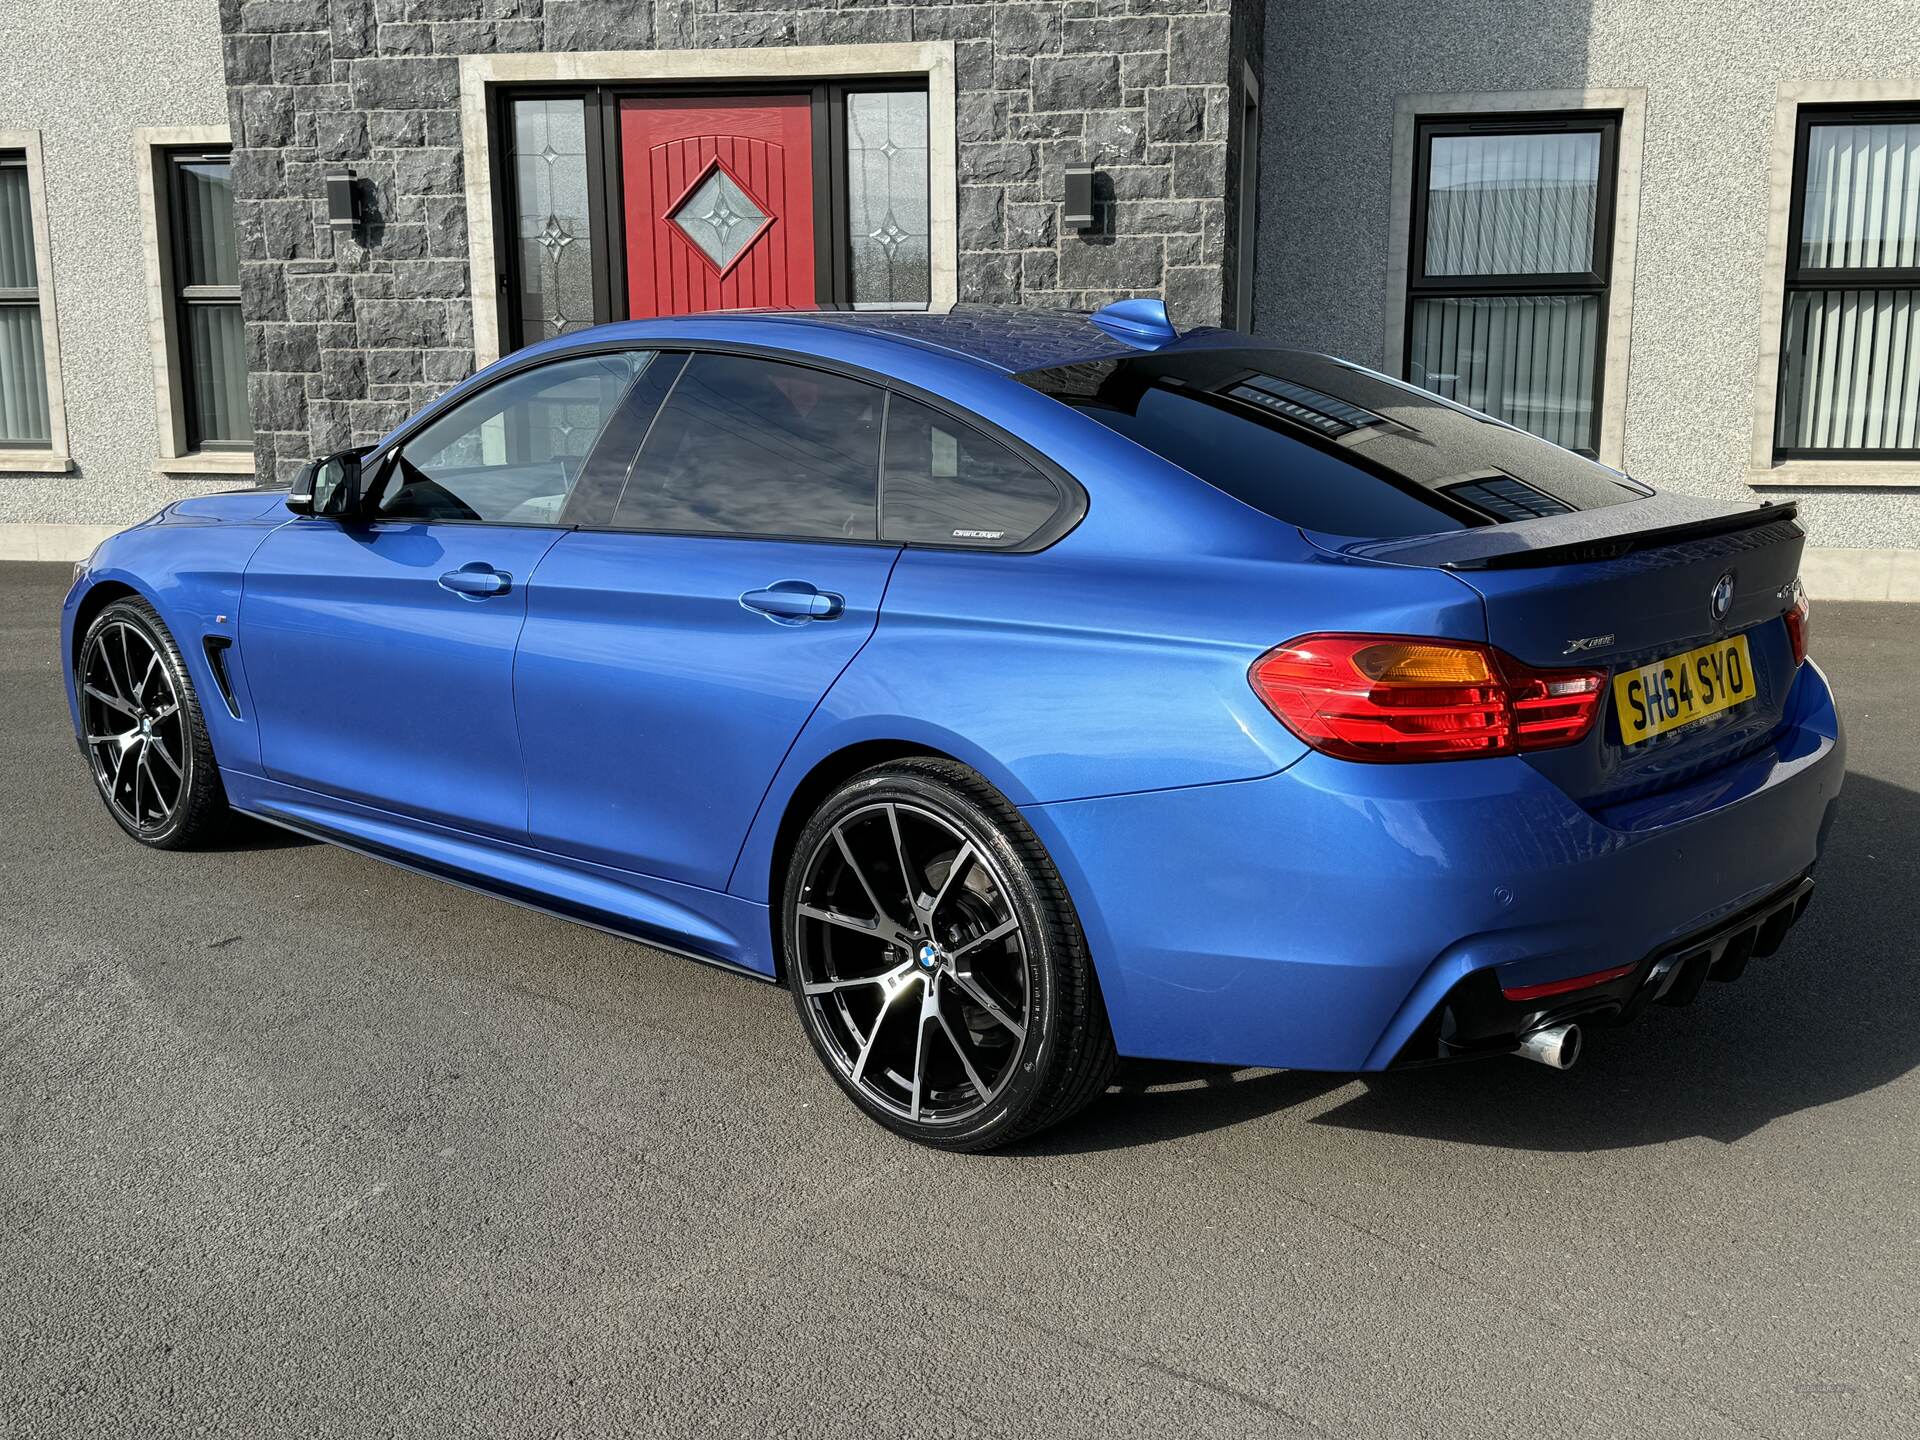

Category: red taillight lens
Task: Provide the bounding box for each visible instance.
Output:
[1248,634,1606,762]
[1783,577,1810,667]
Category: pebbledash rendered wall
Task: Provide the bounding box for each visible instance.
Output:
[1255,0,1920,576]
[218,0,1261,488]
[0,2,237,548]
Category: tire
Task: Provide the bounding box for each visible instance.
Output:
[782,758,1116,1151]
[76,597,232,849]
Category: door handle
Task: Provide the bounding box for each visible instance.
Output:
[740,581,845,624]
[438,564,512,598]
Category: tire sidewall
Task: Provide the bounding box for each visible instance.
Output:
[782,766,1065,1150]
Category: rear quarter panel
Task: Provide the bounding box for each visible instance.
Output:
[728,408,1491,904]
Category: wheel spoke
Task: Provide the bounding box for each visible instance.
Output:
[147,734,182,777]
[833,824,900,931]
[849,976,915,1088]
[885,804,920,911]
[118,627,138,707]
[86,727,136,746]
[84,684,136,717]
[797,902,897,944]
[802,958,911,997]
[926,842,977,923]
[136,651,160,707]
[909,981,939,1122]
[133,744,149,821]
[949,916,1020,962]
[950,967,1026,1040]
[935,997,995,1103]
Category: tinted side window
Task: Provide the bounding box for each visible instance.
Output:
[375,351,647,524]
[611,354,881,540]
[880,395,1061,547]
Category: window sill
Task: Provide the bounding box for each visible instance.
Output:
[1749,461,1920,490]
[154,450,257,477]
[0,451,74,474]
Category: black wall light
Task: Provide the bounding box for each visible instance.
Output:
[325,168,361,234]
[1063,163,1096,230]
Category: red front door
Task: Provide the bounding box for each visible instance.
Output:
[619,95,817,318]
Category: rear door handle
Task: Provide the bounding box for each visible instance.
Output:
[740,580,845,624]
[438,564,512,598]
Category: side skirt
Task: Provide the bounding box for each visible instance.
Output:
[223,769,778,983]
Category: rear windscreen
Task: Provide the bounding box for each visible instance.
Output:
[1018,346,1645,539]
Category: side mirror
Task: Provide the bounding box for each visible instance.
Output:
[286,447,371,519]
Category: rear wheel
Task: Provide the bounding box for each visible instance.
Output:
[77,598,231,849]
[782,759,1115,1150]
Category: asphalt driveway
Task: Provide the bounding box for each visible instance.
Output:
[3,559,1917,1438]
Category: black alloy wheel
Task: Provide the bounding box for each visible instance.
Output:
[784,759,1114,1150]
[77,599,230,848]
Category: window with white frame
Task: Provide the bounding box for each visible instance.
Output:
[0,150,52,448]
[1404,112,1620,456]
[1774,106,1920,459]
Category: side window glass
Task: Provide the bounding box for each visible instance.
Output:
[611,353,881,540]
[881,394,1062,547]
[375,351,649,524]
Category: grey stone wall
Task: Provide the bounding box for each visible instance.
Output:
[1255,0,1920,550]
[218,0,1254,484]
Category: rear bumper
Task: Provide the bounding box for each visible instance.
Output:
[1022,660,1844,1072]
[1389,872,1816,1066]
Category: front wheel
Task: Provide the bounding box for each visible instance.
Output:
[782,759,1115,1151]
[76,597,232,849]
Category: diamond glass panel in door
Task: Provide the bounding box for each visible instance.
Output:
[172,155,251,449]
[668,164,770,272]
[511,98,598,344]
[0,155,51,447]
[1775,120,1920,455]
[846,91,930,309]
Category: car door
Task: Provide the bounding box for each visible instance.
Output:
[241,350,648,839]
[516,349,900,890]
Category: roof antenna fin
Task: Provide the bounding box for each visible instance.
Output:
[1088,297,1179,349]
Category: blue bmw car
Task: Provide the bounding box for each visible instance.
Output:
[60,300,1844,1150]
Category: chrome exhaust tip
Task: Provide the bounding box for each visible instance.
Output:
[1515,1022,1582,1071]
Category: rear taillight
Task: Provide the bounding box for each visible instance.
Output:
[1248,634,1606,762]
[1783,577,1810,667]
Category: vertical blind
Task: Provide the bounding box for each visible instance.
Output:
[0,157,51,447]
[1409,124,1611,455]
[171,154,252,449]
[1408,294,1600,452]
[1424,132,1601,276]
[1776,119,1920,455]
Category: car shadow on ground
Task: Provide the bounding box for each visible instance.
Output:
[1020,772,1919,1157]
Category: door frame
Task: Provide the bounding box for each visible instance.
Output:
[459,43,959,367]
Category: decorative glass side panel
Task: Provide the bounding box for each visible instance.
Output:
[668,164,770,272]
[1407,293,1602,453]
[0,157,50,446]
[1424,132,1601,278]
[846,91,930,309]
[511,98,597,345]
[1798,121,1920,270]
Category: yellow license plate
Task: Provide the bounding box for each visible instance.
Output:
[1612,634,1755,746]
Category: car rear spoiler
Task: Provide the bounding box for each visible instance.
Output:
[1444,501,1800,571]
[1310,496,1802,573]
